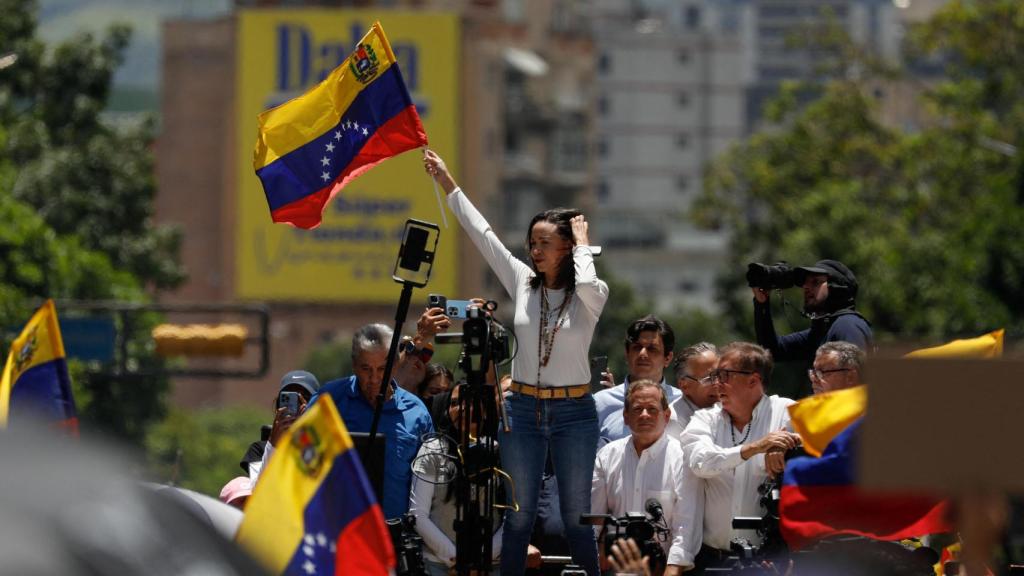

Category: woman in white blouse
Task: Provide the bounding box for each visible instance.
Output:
[424,150,609,575]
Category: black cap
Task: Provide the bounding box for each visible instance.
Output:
[279,370,320,399]
[794,259,858,298]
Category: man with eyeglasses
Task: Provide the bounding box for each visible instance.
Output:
[752,259,872,367]
[591,380,692,576]
[666,343,720,440]
[594,315,681,444]
[677,342,800,572]
[810,341,864,394]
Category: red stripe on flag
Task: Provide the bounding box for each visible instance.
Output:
[333,504,395,576]
[780,485,951,550]
[271,105,427,229]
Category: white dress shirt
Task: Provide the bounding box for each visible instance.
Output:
[678,394,795,556]
[448,188,609,387]
[591,433,691,566]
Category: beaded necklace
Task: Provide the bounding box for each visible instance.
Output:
[536,286,571,384]
[727,412,753,446]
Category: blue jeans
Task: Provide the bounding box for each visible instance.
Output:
[499,393,600,576]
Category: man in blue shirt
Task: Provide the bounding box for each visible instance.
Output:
[310,323,434,520]
[593,315,680,444]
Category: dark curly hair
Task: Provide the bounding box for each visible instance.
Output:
[525,207,581,292]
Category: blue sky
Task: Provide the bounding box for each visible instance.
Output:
[38,0,231,89]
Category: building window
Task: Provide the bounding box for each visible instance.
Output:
[597,180,610,202]
[598,95,610,115]
[677,92,690,108]
[676,133,689,149]
[677,48,690,64]
[598,52,611,74]
[598,138,608,157]
[678,279,699,293]
[676,177,689,191]
[686,6,701,30]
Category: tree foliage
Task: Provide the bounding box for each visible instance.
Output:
[0,0,184,443]
[1,0,185,290]
[146,406,268,497]
[695,1,1024,342]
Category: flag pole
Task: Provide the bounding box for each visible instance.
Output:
[423,146,449,229]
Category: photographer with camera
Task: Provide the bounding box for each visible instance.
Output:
[426,150,608,576]
[749,259,872,365]
[679,343,799,572]
[592,381,690,576]
[241,370,320,485]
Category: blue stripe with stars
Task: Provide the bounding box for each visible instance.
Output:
[282,448,378,575]
[257,65,414,213]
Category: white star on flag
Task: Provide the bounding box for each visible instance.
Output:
[321,171,330,181]
[303,545,315,557]
[353,121,360,130]
[316,533,328,547]
[320,156,330,166]
[304,534,315,547]
[303,559,317,574]
[345,120,352,129]
[362,127,368,136]
[325,142,335,152]
[334,130,342,140]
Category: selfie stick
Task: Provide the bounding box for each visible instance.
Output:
[368,219,439,445]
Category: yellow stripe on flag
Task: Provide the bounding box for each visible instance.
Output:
[253,21,396,170]
[789,329,1004,456]
[235,394,354,573]
[904,329,1003,359]
[0,300,67,426]
[788,385,867,457]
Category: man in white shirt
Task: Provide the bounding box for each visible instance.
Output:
[678,342,801,572]
[592,380,692,576]
[666,343,720,440]
[594,316,680,444]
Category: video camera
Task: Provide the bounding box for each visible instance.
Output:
[583,499,671,574]
[432,296,513,373]
[386,513,425,576]
[746,262,798,291]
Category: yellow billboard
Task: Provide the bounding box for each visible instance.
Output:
[235,10,459,302]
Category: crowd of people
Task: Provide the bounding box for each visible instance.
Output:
[219,150,882,576]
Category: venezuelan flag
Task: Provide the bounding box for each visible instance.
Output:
[0,300,78,434]
[236,394,394,575]
[779,419,950,549]
[253,21,428,229]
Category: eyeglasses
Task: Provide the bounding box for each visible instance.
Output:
[808,368,851,381]
[401,340,434,363]
[682,374,715,387]
[708,368,755,384]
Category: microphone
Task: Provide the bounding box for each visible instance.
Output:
[645,498,664,522]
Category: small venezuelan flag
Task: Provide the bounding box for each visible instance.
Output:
[780,419,950,549]
[0,300,78,435]
[236,394,394,576]
[253,21,428,229]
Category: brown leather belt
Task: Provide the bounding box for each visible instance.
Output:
[510,382,589,399]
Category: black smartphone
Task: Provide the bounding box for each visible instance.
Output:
[277,391,301,419]
[589,356,608,390]
[427,293,447,311]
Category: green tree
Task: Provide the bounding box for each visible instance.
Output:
[146,406,268,497]
[1,0,185,289]
[0,0,184,443]
[695,1,1024,344]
